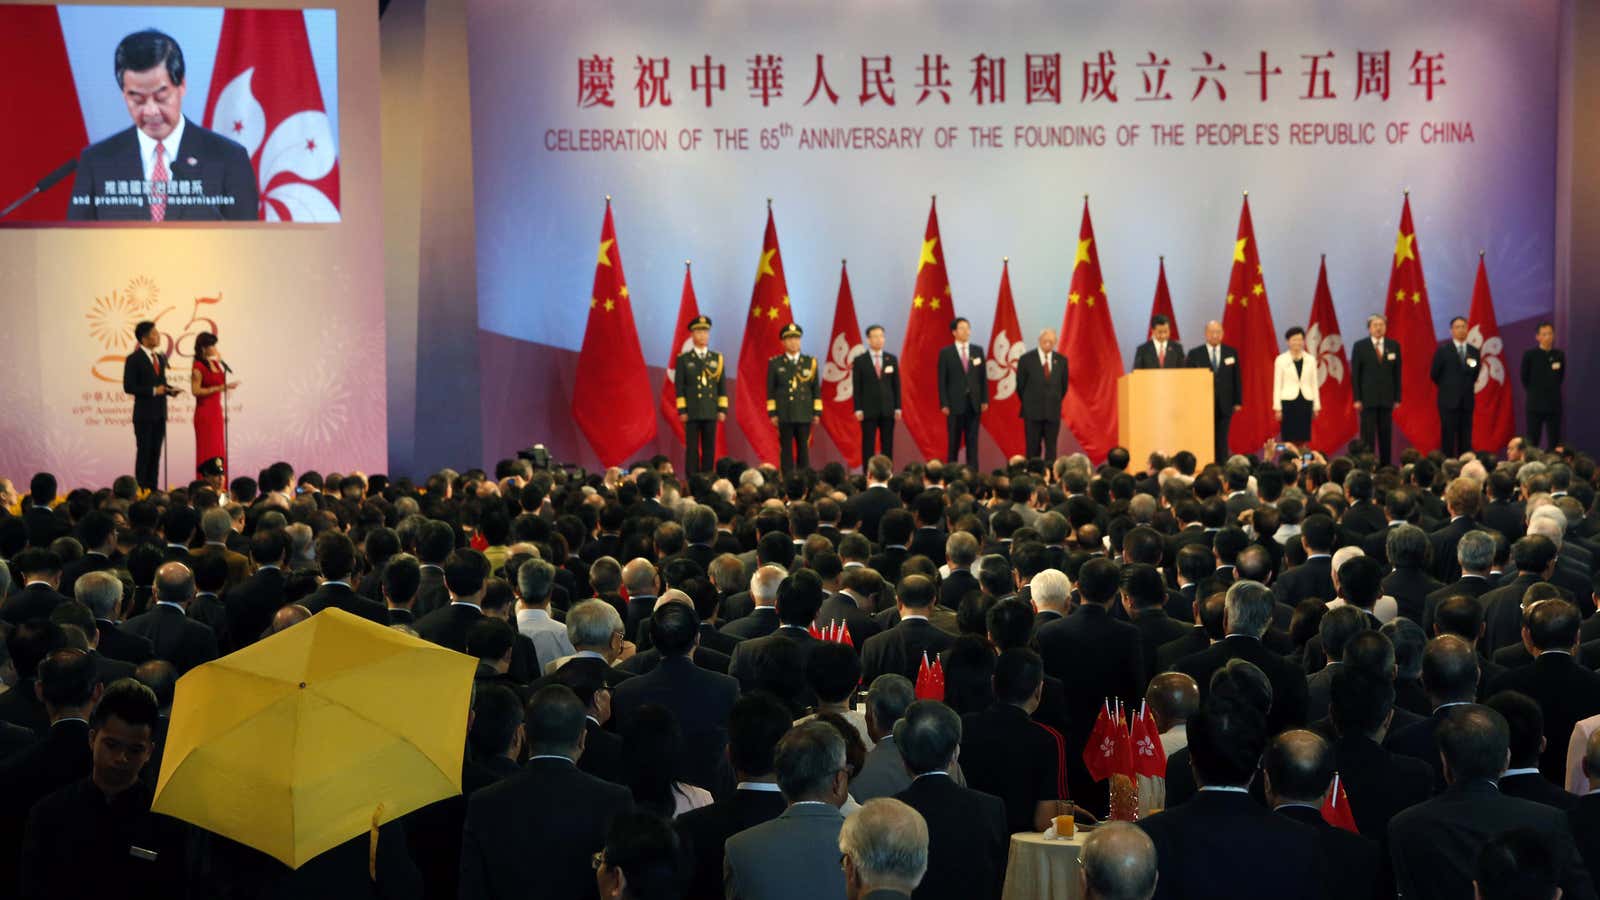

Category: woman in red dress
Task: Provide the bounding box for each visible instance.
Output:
[191,332,238,479]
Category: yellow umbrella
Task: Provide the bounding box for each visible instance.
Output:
[153,607,477,868]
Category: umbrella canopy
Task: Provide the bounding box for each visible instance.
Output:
[153,607,476,868]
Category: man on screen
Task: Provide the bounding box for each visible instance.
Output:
[1132,315,1185,370]
[1187,320,1242,464]
[68,29,258,222]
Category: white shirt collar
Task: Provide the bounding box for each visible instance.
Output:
[156,601,186,615]
[900,613,929,622]
[1502,768,1542,778]
[135,116,186,184]
[786,353,800,363]
[451,600,484,612]
[1199,785,1250,794]
[736,781,783,792]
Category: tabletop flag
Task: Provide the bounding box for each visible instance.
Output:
[1114,700,1136,780]
[1149,257,1180,343]
[1467,253,1515,452]
[820,261,866,463]
[660,262,728,459]
[1129,702,1167,779]
[1321,773,1360,833]
[1083,701,1119,782]
[982,259,1027,459]
[202,9,341,221]
[914,652,945,701]
[1221,194,1281,454]
[571,199,656,466]
[1059,199,1122,462]
[734,205,796,465]
[901,198,957,461]
[1,6,86,220]
[1383,193,1441,451]
[1307,256,1358,454]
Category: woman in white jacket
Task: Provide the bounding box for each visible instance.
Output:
[1273,326,1320,443]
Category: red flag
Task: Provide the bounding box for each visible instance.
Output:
[660,263,728,458]
[982,260,1027,459]
[820,262,865,463]
[1129,703,1167,778]
[569,199,656,465]
[1320,773,1360,833]
[735,206,796,465]
[1059,200,1122,462]
[1383,194,1441,450]
[1221,195,1281,454]
[1467,254,1515,451]
[1113,702,1137,779]
[0,7,86,221]
[1082,702,1119,782]
[901,199,957,461]
[914,652,945,701]
[202,9,340,221]
[1307,256,1359,454]
[1149,257,1180,343]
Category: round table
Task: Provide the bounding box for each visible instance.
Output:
[1001,830,1087,900]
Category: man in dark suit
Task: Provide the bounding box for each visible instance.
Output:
[1131,314,1185,370]
[720,564,784,641]
[1350,313,1402,466]
[960,648,1064,835]
[1271,516,1337,609]
[768,322,822,472]
[1389,704,1597,900]
[21,475,66,549]
[1571,727,1600,878]
[861,575,955,685]
[1,548,72,625]
[530,599,634,689]
[673,314,727,476]
[1121,564,1191,690]
[1262,730,1381,899]
[1423,532,1498,634]
[611,603,739,790]
[817,568,884,649]
[460,685,633,900]
[69,30,258,222]
[675,693,793,900]
[1428,483,1483,584]
[1488,690,1579,811]
[1485,599,1600,783]
[1327,667,1433,841]
[937,317,987,467]
[414,549,491,651]
[121,562,219,675]
[121,327,175,491]
[852,325,901,469]
[937,531,981,610]
[1482,535,1561,653]
[727,570,824,695]
[1384,524,1445,624]
[60,511,119,598]
[223,529,289,649]
[1386,635,1482,788]
[1014,328,1069,461]
[300,531,389,626]
[1483,472,1527,544]
[414,519,456,616]
[893,701,1009,900]
[1175,580,1309,733]
[1521,321,1565,448]
[1187,320,1242,464]
[847,457,902,543]
[1431,317,1482,457]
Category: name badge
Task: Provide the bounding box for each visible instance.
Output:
[884,365,894,373]
[1467,358,1477,368]
[1386,352,1396,361]
[1224,356,1236,365]
[1553,361,1562,370]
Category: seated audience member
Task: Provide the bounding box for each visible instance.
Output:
[838,798,930,900]
[724,721,851,900]
[1174,579,1309,733]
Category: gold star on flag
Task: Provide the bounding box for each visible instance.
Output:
[757,248,777,280]
[751,305,763,319]
[590,298,598,309]
[1069,292,1080,305]
[918,238,939,272]
[1252,283,1264,297]
[1226,294,1235,305]
[782,295,790,306]
[1075,238,1093,267]
[618,284,629,299]
[1240,295,1249,307]
[1411,291,1422,303]
[914,296,925,309]
[596,238,614,267]
[1099,283,1106,295]
[944,284,951,296]
[1394,231,1416,267]
[930,298,941,310]
[604,299,615,312]
[1256,264,1262,275]
[1395,289,1406,302]
[1234,238,1248,263]
[768,306,779,319]
[1086,295,1096,306]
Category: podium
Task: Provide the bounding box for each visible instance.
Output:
[1117,369,1214,465]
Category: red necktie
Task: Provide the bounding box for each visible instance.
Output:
[150,142,168,223]
[874,354,882,377]
[1044,354,1051,376]
[1158,345,1165,368]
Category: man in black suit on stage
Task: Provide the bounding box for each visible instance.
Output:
[69,30,258,222]
[1522,321,1566,449]
[1132,314,1185,370]
[1350,314,1402,466]
[122,321,179,490]
[1015,328,1068,461]
[1431,317,1481,457]
[852,325,901,469]
[767,323,821,472]
[937,317,986,467]
[1187,320,1242,464]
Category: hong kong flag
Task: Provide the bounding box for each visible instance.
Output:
[1059,199,1122,462]
[900,198,957,462]
[734,204,794,465]
[0,7,85,220]
[1221,194,1281,454]
[1467,253,1515,451]
[1149,257,1180,343]
[982,259,1026,459]
[820,261,865,463]
[203,9,340,221]
[570,199,655,466]
[1307,256,1358,454]
[1082,702,1119,782]
[1383,194,1440,450]
[660,262,727,458]
[1129,702,1167,778]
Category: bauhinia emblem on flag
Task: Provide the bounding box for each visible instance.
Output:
[820,261,866,462]
[1467,252,1515,451]
[1307,255,1358,454]
[982,259,1027,458]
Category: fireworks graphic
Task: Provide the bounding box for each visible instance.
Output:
[126,275,160,311]
[85,290,139,351]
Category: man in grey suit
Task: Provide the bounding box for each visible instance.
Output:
[852,674,967,802]
[725,721,851,900]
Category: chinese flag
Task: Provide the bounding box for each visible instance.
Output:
[914,652,945,701]
[571,199,656,466]
[1149,257,1180,343]
[820,261,865,463]
[1221,195,1281,454]
[900,198,957,461]
[1307,257,1358,454]
[734,206,795,465]
[982,260,1027,459]
[1320,773,1360,834]
[1468,254,1515,451]
[1129,703,1167,778]
[1082,702,1118,782]
[203,9,340,220]
[1383,194,1441,450]
[0,7,86,221]
[660,263,728,458]
[1059,200,1122,462]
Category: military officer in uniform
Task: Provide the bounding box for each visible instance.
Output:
[674,315,726,476]
[767,322,821,472]
[1520,321,1565,449]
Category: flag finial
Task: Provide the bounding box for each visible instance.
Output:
[685,259,691,269]
[1159,254,1164,262]
[1479,249,1486,257]
[766,197,772,208]
[604,195,611,203]
[1242,189,1249,197]
[1003,255,1009,263]
[1404,188,1410,196]
[1321,253,1326,260]
[842,258,847,266]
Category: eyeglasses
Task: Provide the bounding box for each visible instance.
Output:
[591,851,606,871]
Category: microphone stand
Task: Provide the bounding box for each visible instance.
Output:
[220,359,233,483]
[0,158,78,220]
